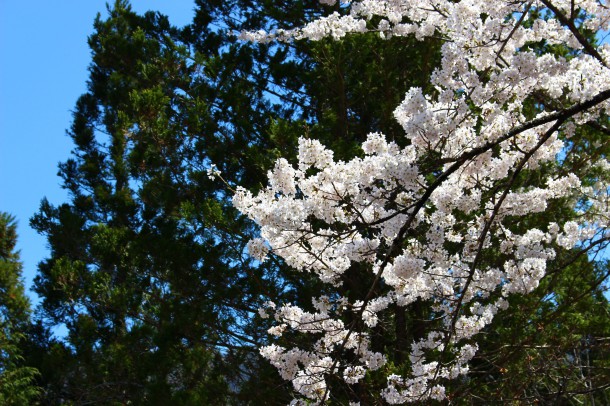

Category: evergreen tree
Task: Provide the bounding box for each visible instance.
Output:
[30,0,324,402]
[0,213,40,404]
[31,3,230,403]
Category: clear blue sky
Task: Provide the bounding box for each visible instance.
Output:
[0,1,195,304]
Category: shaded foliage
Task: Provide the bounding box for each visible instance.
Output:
[0,213,40,404]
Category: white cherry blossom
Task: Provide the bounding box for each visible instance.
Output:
[235,0,610,402]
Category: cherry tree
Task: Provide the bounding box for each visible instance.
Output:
[225,0,610,403]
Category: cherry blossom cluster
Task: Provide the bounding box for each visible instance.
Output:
[233,0,610,403]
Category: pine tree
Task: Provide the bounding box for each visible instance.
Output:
[0,213,40,404]
[29,0,325,402]
[31,3,230,403]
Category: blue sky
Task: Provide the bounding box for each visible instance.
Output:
[0,1,195,303]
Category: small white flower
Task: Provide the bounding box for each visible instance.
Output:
[247,238,269,262]
[206,163,221,180]
[268,324,287,337]
[343,366,366,384]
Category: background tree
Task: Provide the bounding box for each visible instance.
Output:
[31,3,232,403]
[0,212,40,404]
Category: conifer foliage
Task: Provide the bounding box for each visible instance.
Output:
[0,213,40,404]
